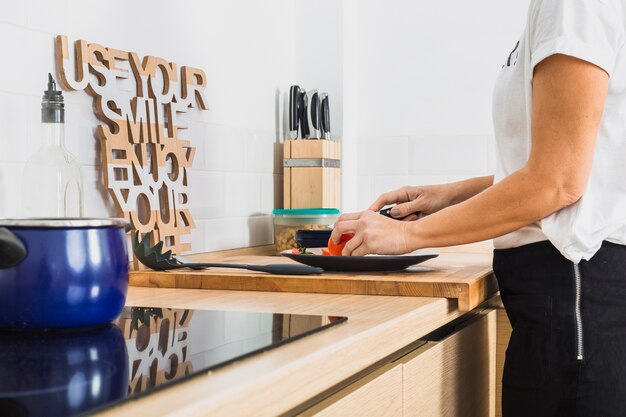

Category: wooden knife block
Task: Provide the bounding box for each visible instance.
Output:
[283,140,341,209]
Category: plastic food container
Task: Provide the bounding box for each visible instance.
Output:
[272,208,340,253]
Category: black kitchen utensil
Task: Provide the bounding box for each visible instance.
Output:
[133,231,323,275]
[289,85,301,139]
[320,93,331,139]
[281,248,438,273]
[307,89,321,139]
[299,90,309,138]
[0,227,26,269]
[379,207,420,221]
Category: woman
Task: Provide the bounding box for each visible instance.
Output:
[331,1,626,416]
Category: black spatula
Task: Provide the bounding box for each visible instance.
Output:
[132,231,323,275]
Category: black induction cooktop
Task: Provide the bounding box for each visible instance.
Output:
[0,306,347,417]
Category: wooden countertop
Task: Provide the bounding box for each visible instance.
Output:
[100,242,496,416]
[130,241,497,311]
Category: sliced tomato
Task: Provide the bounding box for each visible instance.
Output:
[321,248,331,256]
[327,233,355,256]
[291,248,301,254]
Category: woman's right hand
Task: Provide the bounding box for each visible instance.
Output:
[369,184,456,221]
[369,176,495,220]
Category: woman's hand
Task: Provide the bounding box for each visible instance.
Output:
[368,184,456,221]
[369,176,494,220]
[331,210,414,256]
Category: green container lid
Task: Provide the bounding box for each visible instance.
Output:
[272,208,340,216]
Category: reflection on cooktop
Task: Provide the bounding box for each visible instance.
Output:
[0,307,347,417]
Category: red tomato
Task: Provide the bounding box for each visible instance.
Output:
[327,233,355,256]
[321,248,331,256]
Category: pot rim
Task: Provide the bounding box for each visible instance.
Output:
[0,218,130,229]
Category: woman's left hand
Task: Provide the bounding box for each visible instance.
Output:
[330,210,414,256]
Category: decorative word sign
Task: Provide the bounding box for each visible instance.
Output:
[55,35,208,256]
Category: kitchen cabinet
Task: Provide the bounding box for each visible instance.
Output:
[399,310,496,417]
[299,310,497,417]
[300,364,403,417]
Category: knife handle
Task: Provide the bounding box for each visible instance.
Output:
[289,85,301,139]
[379,207,420,221]
[307,89,321,139]
[320,93,330,139]
[299,91,309,138]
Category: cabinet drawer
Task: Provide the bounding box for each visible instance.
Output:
[300,364,403,417]
[399,310,497,417]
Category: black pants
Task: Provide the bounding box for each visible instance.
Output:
[494,240,626,417]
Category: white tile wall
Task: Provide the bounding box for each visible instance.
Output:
[353,0,530,210]
[244,131,277,174]
[246,216,274,247]
[357,136,409,176]
[357,135,493,207]
[260,174,278,214]
[407,135,489,177]
[0,0,297,254]
[188,171,225,219]
[203,217,249,253]
[82,166,118,218]
[0,92,29,162]
[0,162,24,217]
[0,0,531,250]
[224,173,262,218]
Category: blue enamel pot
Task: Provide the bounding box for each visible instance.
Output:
[0,218,129,329]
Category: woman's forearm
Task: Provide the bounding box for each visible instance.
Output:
[407,168,574,250]
[447,175,494,205]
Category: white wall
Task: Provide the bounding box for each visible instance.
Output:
[295,0,344,140]
[0,0,532,253]
[355,0,530,208]
[0,0,296,253]
[293,0,360,212]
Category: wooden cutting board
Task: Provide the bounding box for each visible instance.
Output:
[129,243,497,312]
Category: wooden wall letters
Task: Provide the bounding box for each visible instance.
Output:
[55,35,208,256]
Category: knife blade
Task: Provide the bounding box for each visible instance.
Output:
[307,89,321,139]
[289,85,301,140]
[320,93,330,139]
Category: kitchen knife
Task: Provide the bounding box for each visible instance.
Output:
[299,90,309,139]
[320,93,331,139]
[379,207,420,220]
[307,89,321,139]
[289,85,301,140]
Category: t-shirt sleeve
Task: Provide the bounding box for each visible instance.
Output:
[530,0,626,77]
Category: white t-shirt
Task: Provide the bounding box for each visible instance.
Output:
[492,0,626,262]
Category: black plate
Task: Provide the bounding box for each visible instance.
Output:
[281,249,438,272]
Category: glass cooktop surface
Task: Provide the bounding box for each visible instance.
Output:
[0,306,347,417]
